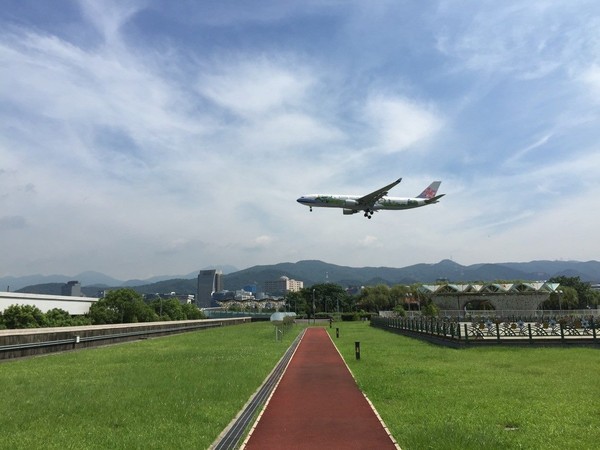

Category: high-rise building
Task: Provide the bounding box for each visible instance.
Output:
[196,270,223,308]
[61,280,82,297]
[264,276,303,295]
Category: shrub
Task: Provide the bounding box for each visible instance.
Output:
[45,308,73,327]
[393,305,407,317]
[422,303,440,317]
[2,304,47,328]
[341,312,360,321]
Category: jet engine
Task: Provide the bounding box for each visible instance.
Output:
[343,209,358,215]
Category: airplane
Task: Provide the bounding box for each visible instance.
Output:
[297,178,444,219]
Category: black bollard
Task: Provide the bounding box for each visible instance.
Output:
[336,327,339,338]
[355,341,360,360]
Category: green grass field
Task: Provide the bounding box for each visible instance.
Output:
[0,322,303,449]
[2,321,598,449]
[329,322,600,450]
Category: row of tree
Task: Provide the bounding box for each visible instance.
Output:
[543,276,600,309]
[2,277,595,328]
[282,276,599,317]
[283,283,437,316]
[0,289,205,329]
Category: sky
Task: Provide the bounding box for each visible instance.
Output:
[2,0,600,280]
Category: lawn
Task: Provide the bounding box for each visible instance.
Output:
[329,321,600,450]
[0,322,303,449]
[2,320,597,450]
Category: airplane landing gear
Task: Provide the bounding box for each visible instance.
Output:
[363,210,373,219]
[310,206,313,212]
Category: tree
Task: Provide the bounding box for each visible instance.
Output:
[548,276,599,309]
[422,303,440,317]
[181,303,205,320]
[285,291,306,314]
[393,304,407,317]
[45,308,73,327]
[357,285,392,312]
[290,284,352,316]
[542,286,578,310]
[151,298,185,321]
[390,285,411,309]
[311,283,351,313]
[89,289,158,324]
[2,304,47,328]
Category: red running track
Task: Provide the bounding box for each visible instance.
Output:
[243,327,398,450]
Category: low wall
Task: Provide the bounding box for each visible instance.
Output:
[0,317,251,360]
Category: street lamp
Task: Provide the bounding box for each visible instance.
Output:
[558,290,563,312]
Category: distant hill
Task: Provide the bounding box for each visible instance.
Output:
[10,259,600,296]
[221,259,600,291]
[2,265,238,292]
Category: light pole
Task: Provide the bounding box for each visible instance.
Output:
[558,290,563,312]
[312,289,316,324]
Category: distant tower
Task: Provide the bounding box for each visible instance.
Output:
[61,281,81,297]
[196,270,223,308]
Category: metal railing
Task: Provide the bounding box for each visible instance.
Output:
[0,318,250,359]
[371,316,599,346]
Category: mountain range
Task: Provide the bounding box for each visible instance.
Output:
[5,259,600,297]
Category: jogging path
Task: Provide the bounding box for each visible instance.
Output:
[242,327,399,449]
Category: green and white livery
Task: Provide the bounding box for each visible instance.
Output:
[297,178,444,219]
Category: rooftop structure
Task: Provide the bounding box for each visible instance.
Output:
[420,282,560,312]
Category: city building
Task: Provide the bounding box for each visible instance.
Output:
[264,276,303,296]
[196,270,223,308]
[61,280,82,297]
[234,289,255,301]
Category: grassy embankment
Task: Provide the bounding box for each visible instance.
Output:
[1,322,303,449]
[3,320,598,449]
[329,321,599,450]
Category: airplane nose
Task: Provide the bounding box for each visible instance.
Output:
[297,197,314,205]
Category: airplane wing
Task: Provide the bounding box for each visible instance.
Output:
[357,178,402,206]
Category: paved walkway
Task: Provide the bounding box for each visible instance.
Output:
[242,327,399,449]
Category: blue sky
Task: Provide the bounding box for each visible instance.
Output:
[2,0,600,280]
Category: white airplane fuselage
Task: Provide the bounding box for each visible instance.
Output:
[297,178,444,218]
[297,195,433,212]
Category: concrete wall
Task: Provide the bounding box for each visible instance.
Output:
[431,293,551,311]
[0,317,251,360]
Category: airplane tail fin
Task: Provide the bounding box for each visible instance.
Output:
[417,181,442,199]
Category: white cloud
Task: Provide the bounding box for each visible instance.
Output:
[240,113,344,152]
[436,1,600,79]
[358,235,382,248]
[78,0,142,45]
[579,65,600,101]
[197,56,315,117]
[2,1,600,279]
[363,95,441,153]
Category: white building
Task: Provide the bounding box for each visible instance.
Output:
[264,276,304,295]
[0,292,99,316]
